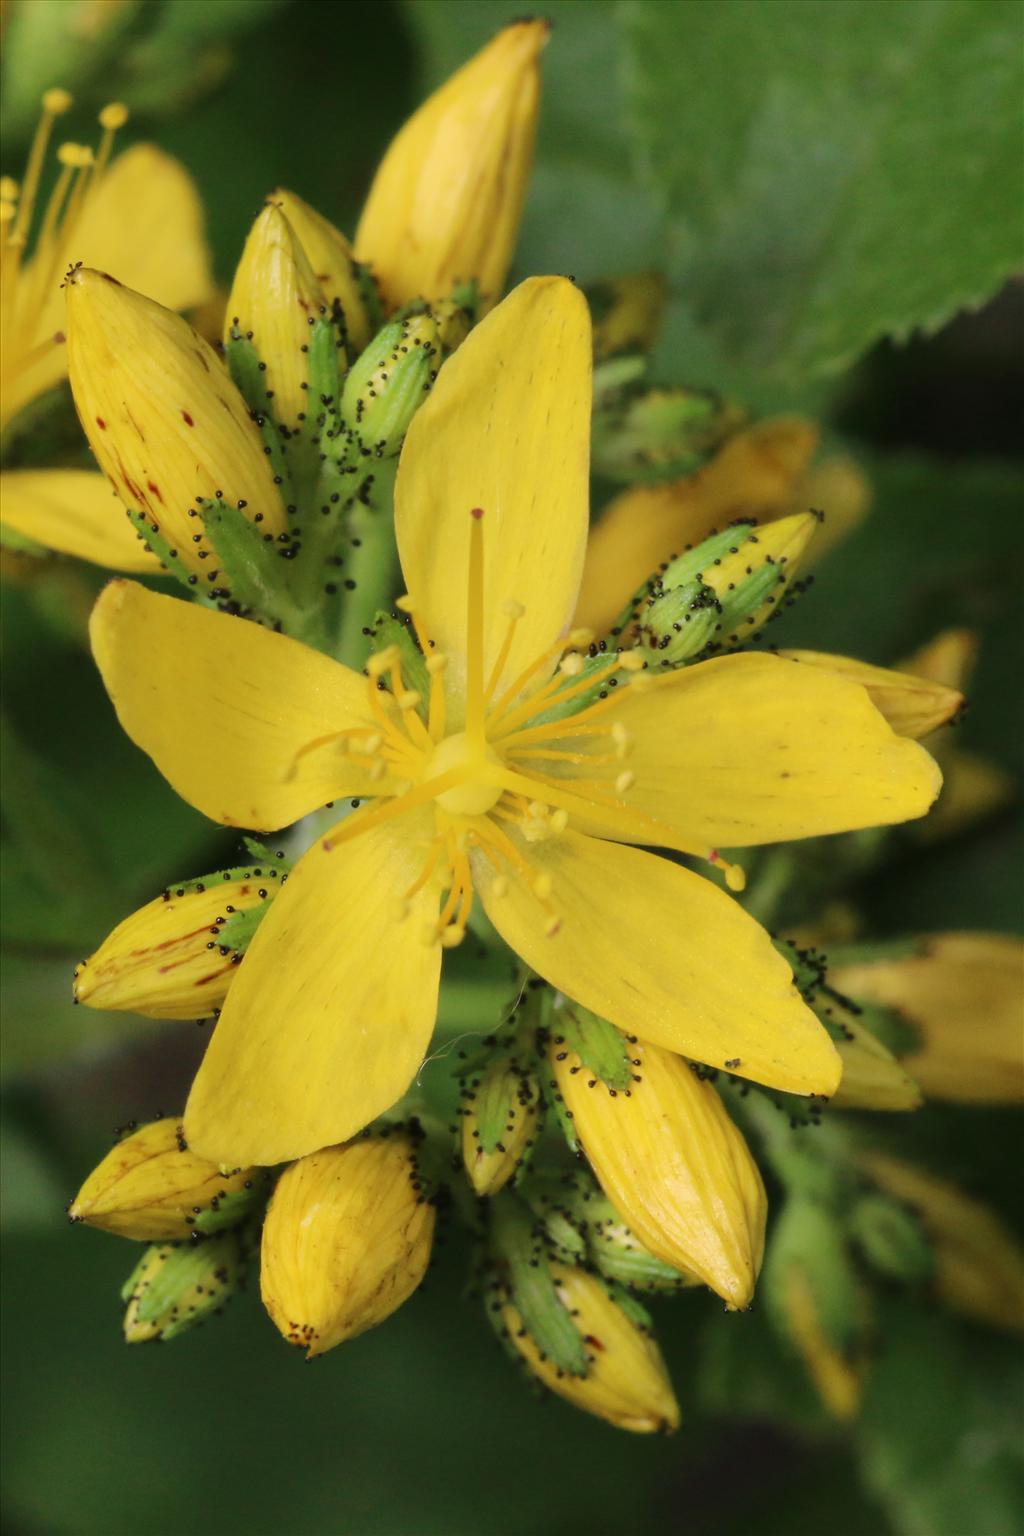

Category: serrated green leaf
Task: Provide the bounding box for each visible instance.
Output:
[623,0,1024,381]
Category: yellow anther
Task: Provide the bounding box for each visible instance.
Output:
[502,599,526,619]
[0,177,18,201]
[724,862,747,893]
[617,650,646,672]
[615,770,635,794]
[611,721,633,760]
[99,103,129,130]
[549,809,569,834]
[0,201,16,225]
[395,594,415,613]
[533,873,553,901]
[528,800,547,819]
[397,689,422,711]
[559,653,585,677]
[440,925,466,949]
[367,646,400,679]
[568,627,594,648]
[42,89,73,115]
[426,653,448,675]
[57,143,94,168]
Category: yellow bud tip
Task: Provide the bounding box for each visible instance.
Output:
[99,102,129,130]
[42,88,73,115]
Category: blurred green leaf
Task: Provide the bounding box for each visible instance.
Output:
[623,0,1023,382]
[858,1300,1024,1535]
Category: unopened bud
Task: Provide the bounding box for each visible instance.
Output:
[461,1053,540,1197]
[592,386,743,484]
[65,268,286,578]
[340,313,440,456]
[859,1153,1024,1334]
[355,21,548,313]
[260,1132,435,1357]
[73,862,283,1019]
[268,188,374,352]
[70,1118,266,1240]
[225,202,329,434]
[849,1193,935,1284]
[587,272,666,362]
[548,1028,766,1309]
[765,1197,867,1420]
[122,1229,248,1342]
[497,1260,680,1433]
[774,651,964,740]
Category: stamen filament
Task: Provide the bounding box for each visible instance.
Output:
[321,765,474,852]
[465,509,486,746]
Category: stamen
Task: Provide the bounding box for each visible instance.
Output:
[484,598,526,703]
[95,103,128,179]
[709,851,747,892]
[465,508,486,745]
[11,89,72,248]
[320,765,474,852]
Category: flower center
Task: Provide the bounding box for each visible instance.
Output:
[426,731,504,816]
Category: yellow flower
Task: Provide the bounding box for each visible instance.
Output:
[834,934,1024,1104]
[548,1032,767,1308]
[69,1117,262,1239]
[859,1153,1024,1334]
[260,1133,435,1357]
[64,266,287,581]
[266,188,372,353]
[89,277,939,1168]
[500,1262,680,1433]
[1,92,212,565]
[73,862,284,1020]
[355,20,548,313]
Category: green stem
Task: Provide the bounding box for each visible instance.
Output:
[334,458,400,670]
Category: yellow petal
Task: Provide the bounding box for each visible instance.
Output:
[566,652,941,850]
[12,144,213,420]
[502,1263,680,1433]
[268,188,371,353]
[225,202,327,431]
[395,277,591,715]
[577,418,819,635]
[184,808,442,1167]
[66,267,286,577]
[774,650,963,739]
[471,827,841,1095]
[355,20,547,312]
[834,934,1024,1105]
[90,580,391,830]
[550,1034,766,1307]
[0,469,161,571]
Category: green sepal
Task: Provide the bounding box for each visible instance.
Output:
[307,313,344,423]
[773,937,828,1002]
[592,386,743,484]
[198,497,297,616]
[340,315,439,457]
[522,1175,588,1264]
[630,578,720,664]
[552,1003,634,1094]
[581,1191,695,1292]
[367,610,429,703]
[125,509,194,592]
[121,1229,249,1341]
[218,902,274,955]
[223,333,296,504]
[546,1084,580,1156]
[489,1192,587,1377]
[190,1171,273,1235]
[470,1055,537,1157]
[848,1193,935,1285]
[603,1278,654,1333]
[527,654,620,728]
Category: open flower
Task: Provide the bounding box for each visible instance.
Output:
[1,91,212,567]
[90,277,940,1168]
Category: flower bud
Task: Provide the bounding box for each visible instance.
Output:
[572,1187,698,1292]
[73,862,283,1020]
[592,387,744,484]
[65,267,287,579]
[268,188,374,352]
[817,998,922,1112]
[587,272,666,361]
[859,1153,1024,1333]
[69,1118,265,1239]
[623,513,818,665]
[260,1132,435,1357]
[548,1027,767,1308]
[498,1261,680,1433]
[848,1193,935,1284]
[833,935,1024,1105]
[355,20,548,313]
[460,1052,540,1197]
[340,313,440,456]
[225,202,329,435]
[774,651,964,739]
[765,1197,867,1420]
[121,1230,248,1342]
